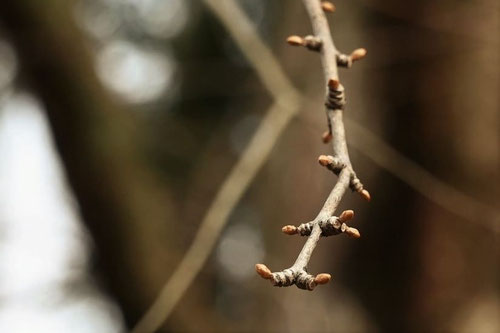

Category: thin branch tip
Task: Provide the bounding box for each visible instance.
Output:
[318,154,345,174]
[304,35,322,51]
[287,35,322,51]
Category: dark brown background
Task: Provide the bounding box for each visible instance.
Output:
[0,0,498,332]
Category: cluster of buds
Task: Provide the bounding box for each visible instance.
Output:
[285,1,338,52]
[255,264,332,291]
[287,41,366,71]
[318,154,345,174]
[281,210,360,239]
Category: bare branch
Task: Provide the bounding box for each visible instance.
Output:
[256,0,367,290]
[133,0,500,330]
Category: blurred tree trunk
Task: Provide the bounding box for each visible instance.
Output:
[342,0,499,331]
[0,0,179,328]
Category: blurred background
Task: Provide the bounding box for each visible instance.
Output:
[0,0,498,332]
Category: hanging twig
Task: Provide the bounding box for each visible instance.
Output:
[255,0,369,290]
[132,0,500,330]
[130,1,303,331]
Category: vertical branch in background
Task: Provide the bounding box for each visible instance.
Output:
[255,0,370,290]
[0,0,177,326]
[131,0,304,332]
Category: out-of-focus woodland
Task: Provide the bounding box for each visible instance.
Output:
[0,0,498,332]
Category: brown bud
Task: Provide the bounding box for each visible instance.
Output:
[339,210,354,222]
[318,155,334,166]
[322,130,332,143]
[282,225,298,235]
[360,189,371,202]
[255,264,273,280]
[345,227,361,239]
[314,273,332,285]
[321,1,336,13]
[328,78,340,90]
[351,48,367,61]
[286,35,304,46]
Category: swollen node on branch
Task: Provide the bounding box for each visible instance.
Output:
[318,155,345,174]
[326,79,346,109]
[291,214,361,239]
[336,48,367,68]
[286,35,322,51]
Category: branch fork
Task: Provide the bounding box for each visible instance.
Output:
[282,209,360,238]
[256,264,331,290]
[256,208,359,291]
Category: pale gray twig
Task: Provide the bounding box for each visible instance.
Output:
[255,0,367,290]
